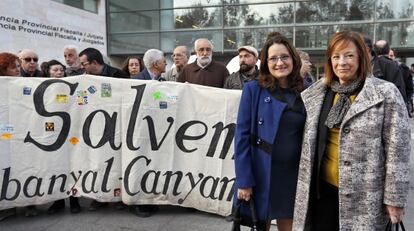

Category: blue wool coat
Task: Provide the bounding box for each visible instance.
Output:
[234,80,288,220]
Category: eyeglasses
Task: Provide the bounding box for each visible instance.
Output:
[22,57,38,63]
[80,61,90,66]
[268,55,290,64]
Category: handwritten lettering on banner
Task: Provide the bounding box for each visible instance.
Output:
[0,75,241,216]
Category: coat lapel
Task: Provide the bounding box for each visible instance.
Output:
[342,77,384,125]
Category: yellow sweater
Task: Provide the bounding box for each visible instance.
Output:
[321,94,356,187]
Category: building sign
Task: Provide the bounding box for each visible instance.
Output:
[0,0,107,62]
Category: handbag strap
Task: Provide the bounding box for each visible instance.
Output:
[385,220,406,231]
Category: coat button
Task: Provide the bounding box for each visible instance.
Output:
[256,138,262,145]
[343,127,350,134]
[264,97,271,103]
[344,161,351,166]
[258,118,263,125]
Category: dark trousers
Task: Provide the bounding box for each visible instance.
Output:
[311,180,339,231]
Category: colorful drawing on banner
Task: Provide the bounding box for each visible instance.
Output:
[1,133,12,140]
[45,122,55,131]
[153,91,162,100]
[77,90,88,105]
[23,87,32,95]
[159,101,167,109]
[0,124,14,133]
[87,85,97,94]
[101,83,112,97]
[55,94,68,103]
[114,188,121,197]
[69,137,79,145]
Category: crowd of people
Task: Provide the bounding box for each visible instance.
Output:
[0,30,412,231]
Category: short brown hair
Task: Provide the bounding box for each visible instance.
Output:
[0,52,19,76]
[324,31,371,86]
[258,33,303,92]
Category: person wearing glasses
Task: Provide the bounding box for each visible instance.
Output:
[122,56,144,78]
[18,49,44,77]
[177,38,229,88]
[234,32,305,231]
[293,31,410,230]
[164,46,189,82]
[78,47,128,78]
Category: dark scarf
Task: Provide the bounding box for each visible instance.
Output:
[325,79,363,128]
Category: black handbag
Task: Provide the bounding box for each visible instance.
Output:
[385,219,406,231]
[231,198,266,231]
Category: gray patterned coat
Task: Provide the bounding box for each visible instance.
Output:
[293,76,411,230]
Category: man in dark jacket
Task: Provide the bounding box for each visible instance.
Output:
[363,37,406,102]
[389,48,414,117]
[133,49,166,81]
[18,49,44,77]
[79,48,128,78]
[224,46,259,90]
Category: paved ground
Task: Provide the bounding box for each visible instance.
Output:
[1,121,413,231]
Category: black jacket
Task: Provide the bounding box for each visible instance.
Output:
[101,64,129,78]
[372,55,407,102]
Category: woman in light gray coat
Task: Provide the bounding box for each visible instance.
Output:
[293,31,410,230]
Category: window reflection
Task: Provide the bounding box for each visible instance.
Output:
[296,0,374,23]
[295,24,374,49]
[109,33,160,54]
[160,0,221,8]
[223,3,294,27]
[376,22,414,46]
[109,0,159,11]
[224,28,293,51]
[109,11,159,33]
[161,7,222,30]
[160,31,223,53]
[376,0,414,19]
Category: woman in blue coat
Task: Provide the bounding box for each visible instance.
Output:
[234,33,306,231]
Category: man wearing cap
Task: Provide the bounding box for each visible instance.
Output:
[224,46,259,89]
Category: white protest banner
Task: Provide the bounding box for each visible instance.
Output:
[0,75,241,216]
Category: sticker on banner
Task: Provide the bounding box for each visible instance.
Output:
[69,137,79,145]
[77,90,88,105]
[153,91,162,100]
[88,85,97,94]
[45,122,54,131]
[55,94,68,103]
[1,133,12,140]
[0,124,14,133]
[23,87,31,95]
[159,101,168,109]
[101,83,112,97]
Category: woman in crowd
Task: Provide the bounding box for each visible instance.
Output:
[293,31,410,230]
[297,50,314,88]
[234,33,305,231]
[41,59,66,78]
[0,52,20,77]
[122,56,144,77]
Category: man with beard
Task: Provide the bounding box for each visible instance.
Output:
[224,46,259,89]
[63,45,84,76]
[177,38,229,88]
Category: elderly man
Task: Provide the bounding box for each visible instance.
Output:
[164,46,189,81]
[177,38,229,88]
[79,47,128,78]
[18,49,44,77]
[224,46,259,89]
[133,49,166,81]
[63,45,84,76]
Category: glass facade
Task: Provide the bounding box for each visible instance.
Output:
[107,0,414,60]
[53,0,98,13]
